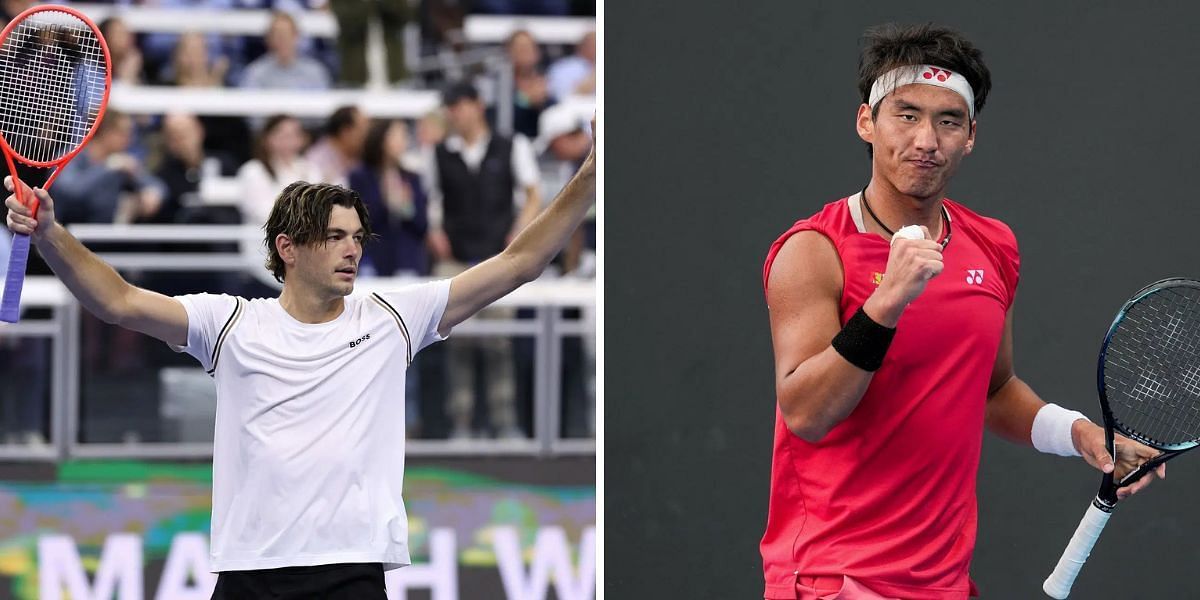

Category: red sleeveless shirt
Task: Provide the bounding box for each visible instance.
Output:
[760,195,1019,599]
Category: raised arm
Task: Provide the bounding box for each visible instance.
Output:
[437,118,597,335]
[3,177,188,346]
[768,225,944,442]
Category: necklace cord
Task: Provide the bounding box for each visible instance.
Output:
[860,187,952,250]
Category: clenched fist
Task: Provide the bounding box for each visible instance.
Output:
[863,225,943,326]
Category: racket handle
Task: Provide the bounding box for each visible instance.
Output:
[1043,500,1112,599]
[0,233,31,323]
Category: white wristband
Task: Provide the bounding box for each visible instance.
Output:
[1031,403,1090,457]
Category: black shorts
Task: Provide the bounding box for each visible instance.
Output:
[211,562,386,599]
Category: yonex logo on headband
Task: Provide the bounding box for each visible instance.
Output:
[923,67,951,82]
[868,64,975,119]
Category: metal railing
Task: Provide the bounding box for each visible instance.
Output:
[0,225,595,459]
[71,5,593,44]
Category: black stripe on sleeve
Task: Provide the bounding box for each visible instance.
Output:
[207,298,245,376]
[370,293,413,365]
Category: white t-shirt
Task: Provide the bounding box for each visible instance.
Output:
[172,280,451,572]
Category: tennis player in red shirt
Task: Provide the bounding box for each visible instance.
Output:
[762,24,1165,599]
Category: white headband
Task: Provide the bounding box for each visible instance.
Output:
[867,64,975,119]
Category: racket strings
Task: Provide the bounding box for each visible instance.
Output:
[1106,285,1200,447]
[0,27,99,160]
[0,10,105,163]
[1110,324,1200,444]
[1108,300,1198,443]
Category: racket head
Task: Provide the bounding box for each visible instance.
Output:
[0,5,111,169]
[1098,277,1200,452]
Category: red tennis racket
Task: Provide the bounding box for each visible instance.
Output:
[0,5,110,323]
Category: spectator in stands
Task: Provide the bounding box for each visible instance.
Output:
[142,0,242,85]
[239,10,331,91]
[100,17,145,85]
[428,81,543,440]
[145,113,241,304]
[238,114,321,228]
[168,32,253,166]
[166,31,230,88]
[507,29,554,139]
[305,105,368,186]
[536,103,593,276]
[417,0,466,67]
[405,109,446,191]
[90,17,154,165]
[330,0,409,86]
[428,83,541,264]
[52,112,166,225]
[349,119,429,277]
[153,113,238,224]
[547,30,595,100]
[0,0,32,29]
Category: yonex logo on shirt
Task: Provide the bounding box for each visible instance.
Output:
[872,272,884,286]
[349,333,371,348]
[966,269,984,285]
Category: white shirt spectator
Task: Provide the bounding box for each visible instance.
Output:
[239,55,331,91]
[546,55,593,101]
[237,158,325,227]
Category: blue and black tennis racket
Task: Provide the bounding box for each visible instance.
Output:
[1044,278,1200,598]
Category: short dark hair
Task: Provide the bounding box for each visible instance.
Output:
[263,182,374,283]
[441,80,479,106]
[858,24,991,153]
[324,105,361,138]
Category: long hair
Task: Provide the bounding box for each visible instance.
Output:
[253,114,298,181]
[360,118,399,173]
[262,182,374,283]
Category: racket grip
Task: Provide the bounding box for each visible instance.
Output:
[1042,500,1112,599]
[0,233,31,323]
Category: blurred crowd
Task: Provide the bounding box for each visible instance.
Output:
[0,0,596,446]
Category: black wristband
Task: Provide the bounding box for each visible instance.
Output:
[831,306,896,371]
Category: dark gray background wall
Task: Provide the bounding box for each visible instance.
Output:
[608,2,1200,598]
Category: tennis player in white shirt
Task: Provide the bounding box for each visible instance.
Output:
[5,116,598,598]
